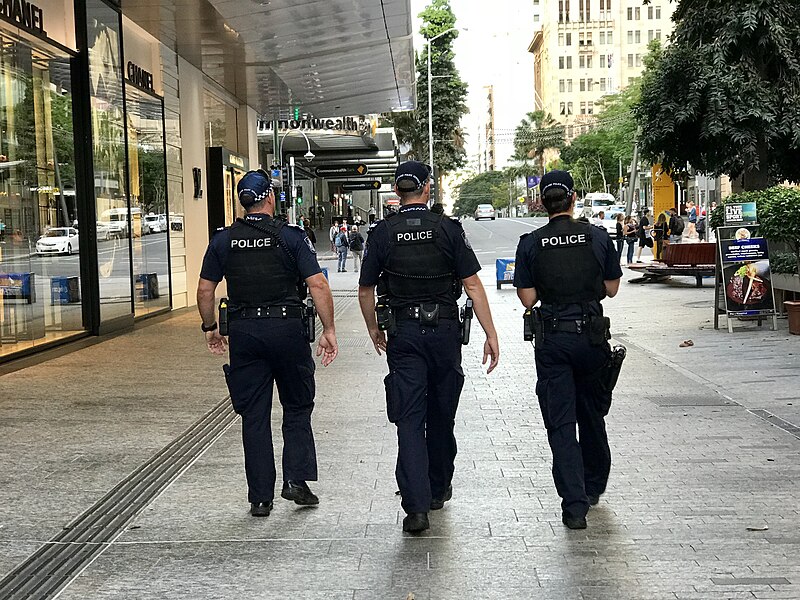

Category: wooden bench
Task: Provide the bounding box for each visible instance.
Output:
[628,243,717,287]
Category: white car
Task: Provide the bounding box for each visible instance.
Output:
[144,214,163,233]
[474,204,496,221]
[36,227,79,255]
[592,207,626,236]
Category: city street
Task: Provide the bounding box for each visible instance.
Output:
[0,217,798,599]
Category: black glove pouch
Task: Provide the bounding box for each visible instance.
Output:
[419,303,440,327]
[588,315,611,346]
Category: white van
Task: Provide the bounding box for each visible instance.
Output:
[99,207,143,238]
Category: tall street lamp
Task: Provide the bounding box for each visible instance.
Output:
[279,129,315,223]
[425,27,463,177]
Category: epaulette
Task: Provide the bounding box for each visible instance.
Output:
[519,231,532,240]
[286,223,304,230]
[212,226,228,237]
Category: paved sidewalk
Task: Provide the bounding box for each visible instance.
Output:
[0,268,798,599]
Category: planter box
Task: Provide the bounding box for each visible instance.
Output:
[772,273,800,293]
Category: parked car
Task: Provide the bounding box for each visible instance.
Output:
[144,214,164,233]
[36,227,79,255]
[474,204,496,221]
[96,221,113,241]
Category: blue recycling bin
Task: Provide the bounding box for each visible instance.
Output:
[51,276,81,304]
[0,272,35,303]
[495,258,516,290]
[137,273,160,300]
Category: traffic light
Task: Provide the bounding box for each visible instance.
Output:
[296,186,303,204]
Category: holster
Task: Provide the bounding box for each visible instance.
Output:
[460,298,473,345]
[530,308,544,349]
[597,344,627,415]
[302,298,316,343]
[376,301,397,336]
[218,298,229,336]
[588,315,611,346]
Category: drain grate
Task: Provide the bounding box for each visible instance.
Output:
[650,396,736,407]
[0,398,238,600]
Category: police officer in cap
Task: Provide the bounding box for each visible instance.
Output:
[358,160,500,533]
[197,170,338,517]
[513,170,622,529]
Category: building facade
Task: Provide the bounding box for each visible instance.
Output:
[0,0,413,363]
[529,0,675,138]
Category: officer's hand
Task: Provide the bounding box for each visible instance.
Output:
[206,330,228,355]
[368,327,387,355]
[316,330,338,366]
[483,337,499,374]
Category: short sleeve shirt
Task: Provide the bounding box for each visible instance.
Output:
[358,204,480,287]
[200,214,321,282]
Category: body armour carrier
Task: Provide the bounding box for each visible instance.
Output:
[531,217,605,305]
[225,218,301,307]
[380,211,459,308]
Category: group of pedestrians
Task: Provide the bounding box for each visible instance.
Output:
[329,220,365,272]
[196,163,621,535]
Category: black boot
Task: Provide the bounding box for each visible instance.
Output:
[281,481,319,505]
[402,512,430,533]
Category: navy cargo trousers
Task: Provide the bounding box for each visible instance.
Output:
[534,330,612,519]
[224,318,318,504]
[385,318,465,514]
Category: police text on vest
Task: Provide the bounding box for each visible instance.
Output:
[540,234,587,247]
[231,238,273,249]
[396,230,433,242]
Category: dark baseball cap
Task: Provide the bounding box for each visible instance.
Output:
[395,160,432,192]
[237,170,272,207]
[539,170,575,196]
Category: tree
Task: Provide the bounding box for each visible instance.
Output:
[512,111,564,175]
[453,170,507,216]
[636,0,800,191]
[383,0,468,176]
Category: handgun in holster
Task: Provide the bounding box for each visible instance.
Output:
[588,315,612,346]
[524,307,544,348]
[303,297,316,343]
[600,345,627,394]
[375,298,397,336]
[460,298,473,345]
[218,298,229,336]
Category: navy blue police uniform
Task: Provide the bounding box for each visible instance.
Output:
[360,202,480,516]
[200,206,322,507]
[514,172,622,523]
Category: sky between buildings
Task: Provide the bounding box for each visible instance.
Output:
[410,0,537,173]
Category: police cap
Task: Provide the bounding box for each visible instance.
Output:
[237,170,272,207]
[395,160,432,192]
[539,170,575,197]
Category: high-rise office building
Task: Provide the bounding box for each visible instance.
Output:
[529,0,675,139]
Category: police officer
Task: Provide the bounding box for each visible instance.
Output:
[358,161,500,533]
[196,170,338,517]
[514,170,622,529]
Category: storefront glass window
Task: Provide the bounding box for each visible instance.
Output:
[126,88,170,316]
[86,0,132,323]
[0,33,82,359]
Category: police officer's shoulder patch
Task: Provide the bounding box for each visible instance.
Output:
[286,223,304,230]
[462,230,472,250]
[304,236,317,254]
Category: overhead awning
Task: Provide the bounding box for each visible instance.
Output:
[124,0,416,117]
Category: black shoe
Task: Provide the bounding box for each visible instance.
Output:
[402,512,430,533]
[250,501,273,517]
[588,494,600,506]
[281,480,319,505]
[562,513,587,530]
[430,485,453,510]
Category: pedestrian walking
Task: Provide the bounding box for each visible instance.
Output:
[334,226,349,272]
[369,205,376,224]
[614,213,625,260]
[514,170,622,530]
[196,170,338,517]
[668,207,684,244]
[329,220,339,253]
[624,216,638,264]
[358,160,500,533]
[687,201,697,238]
[348,225,365,272]
[636,209,652,262]
[653,213,668,260]
[696,210,707,242]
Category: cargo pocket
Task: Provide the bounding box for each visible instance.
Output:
[384,372,400,423]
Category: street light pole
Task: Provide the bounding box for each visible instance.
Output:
[424,26,461,200]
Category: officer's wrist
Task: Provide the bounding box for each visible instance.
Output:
[201,321,218,333]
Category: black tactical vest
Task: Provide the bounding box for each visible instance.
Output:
[225,218,300,307]
[381,210,459,307]
[531,216,605,306]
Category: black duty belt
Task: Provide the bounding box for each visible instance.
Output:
[395,305,459,321]
[229,305,303,320]
[543,319,588,334]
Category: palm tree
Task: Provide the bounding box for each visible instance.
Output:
[512,111,564,175]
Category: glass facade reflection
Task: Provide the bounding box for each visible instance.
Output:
[126,88,170,316]
[87,0,133,323]
[0,35,82,358]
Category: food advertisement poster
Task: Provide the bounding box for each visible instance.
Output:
[719,235,775,316]
[724,202,758,226]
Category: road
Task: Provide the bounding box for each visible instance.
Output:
[461,216,547,267]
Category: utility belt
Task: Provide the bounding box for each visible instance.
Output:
[376,301,472,345]
[219,300,316,342]
[523,307,611,347]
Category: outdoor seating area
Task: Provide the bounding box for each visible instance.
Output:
[628,242,717,287]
